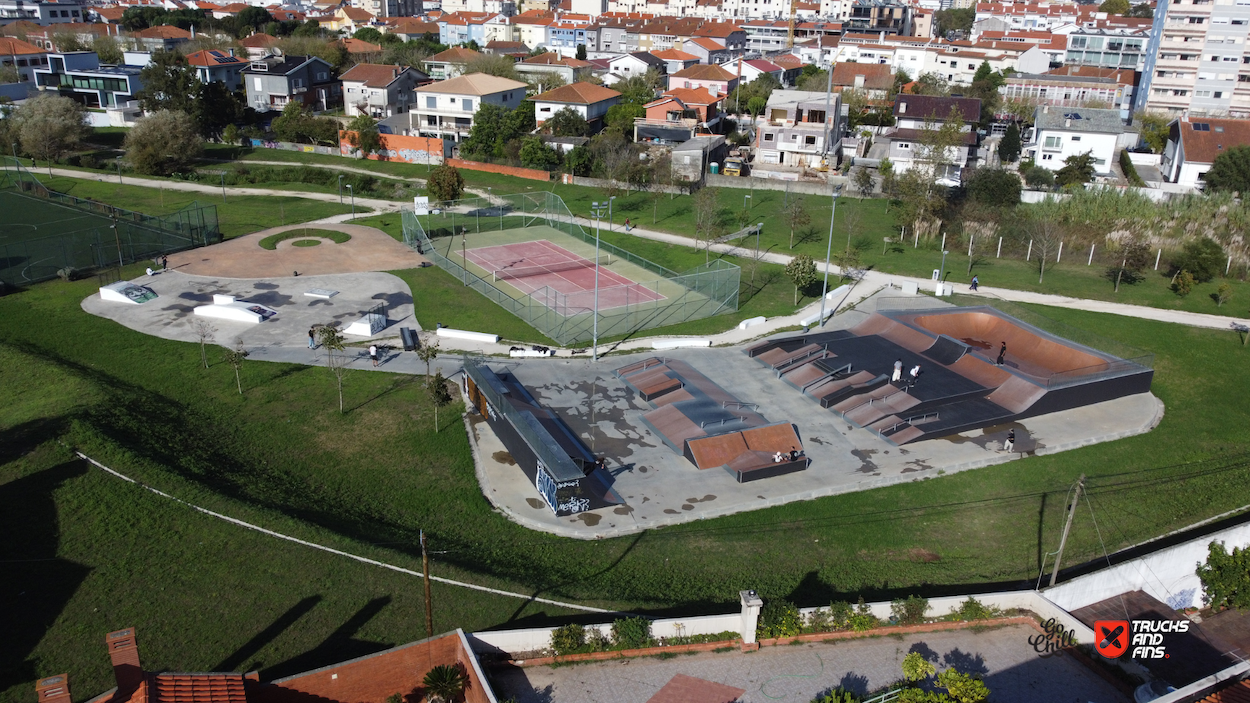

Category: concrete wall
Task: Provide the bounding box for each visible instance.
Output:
[245,138,340,156]
[338,132,444,166]
[1044,520,1250,612]
[447,157,551,181]
[706,173,838,194]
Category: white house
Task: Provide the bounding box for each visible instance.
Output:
[413,72,528,143]
[341,63,429,118]
[1025,106,1126,176]
[1162,117,1250,190]
[606,51,667,79]
[530,81,621,132]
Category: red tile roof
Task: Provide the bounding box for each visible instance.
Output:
[95,6,126,21]
[651,48,698,61]
[340,63,409,87]
[663,86,721,104]
[671,63,735,81]
[239,32,278,47]
[338,6,374,21]
[341,37,382,53]
[427,46,482,63]
[831,61,893,91]
[131,25,193,39]
[148,674,247,703]
[1178,118,1250,166]
[0,37,45,55]
[521,52,591,67]
[531,81,621,104]
[688,36,725,51]
[184,49,242,66]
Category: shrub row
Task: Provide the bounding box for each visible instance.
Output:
[548,617,740,656]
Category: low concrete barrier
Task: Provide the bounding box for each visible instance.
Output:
[737,316,766,330]
[437,328,499,343]
[652,338,711,349]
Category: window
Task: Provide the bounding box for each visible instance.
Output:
[1044,135,1062,148]
[790,134,798,141]
[462,98,473,111]
[1197,89,1212,96]
[426,96,436,108]
[764,132,774,141]
[1042,153,1054,160]
[317,71,328,81]
[253,77,262,91]
[804,135,816,145]
[898,142,911,149]
[1215,91,1224,97]
[1071,135,1082,141]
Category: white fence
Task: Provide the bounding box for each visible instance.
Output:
[1044,518,1250,612]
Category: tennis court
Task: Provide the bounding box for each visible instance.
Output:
[464,240,666,316]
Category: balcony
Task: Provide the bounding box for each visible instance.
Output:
[635,116,697,127]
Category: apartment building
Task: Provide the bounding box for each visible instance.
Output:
[0,0,83,25]
[341,63,427,118]
[413,72,527,142]
[1064,28,1148,71]
[755,89,843,167]
[1136,0,1250,117]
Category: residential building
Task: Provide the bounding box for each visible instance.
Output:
[548,20,590,53]
[241,54,341,112]
[413,71,527,142]
[668,62,737,95]
[723,57,786,86]
[341,63,428,117]
[0,0,83,25]
[1162,116,1250,188]
[650,48,699,74]
[184,49,244,91]
[0,36,47,82]
[793,35,841,69]
[893,94,980,130]
[384,18,442,41]
[742,19,793,51]
[239,32,279,60]
[755,89,843,167]
[671,133,726,181]
[515,51,594,84]
[128,25,194,52]
[531,81,620,130]
[484,39,531,56]
[1025,106,1126,175]
[353,0,418,19]
[637,85,722,142]
[1136,0,1250,117]
[323,5,375,33]
[830,61,893,99]
[847,0,911,36]
[423,46,483,80]
[606,50,667,77]
[1063,28,1147,71]
[999,67,1137,120]
[33,51,141,107]
[342,37,384,57]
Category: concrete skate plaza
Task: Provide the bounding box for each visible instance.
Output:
[471,305,1163,539]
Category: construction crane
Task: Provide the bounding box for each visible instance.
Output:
[786,0,801,47]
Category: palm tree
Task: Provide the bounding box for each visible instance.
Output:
[422,664,468,703]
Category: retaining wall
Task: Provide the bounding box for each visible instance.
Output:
[447,158,551,181]
[338,132,444,166]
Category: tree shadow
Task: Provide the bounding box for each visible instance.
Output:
[942,647,988,676]
[795,226,824,248]
[909,641,940,662]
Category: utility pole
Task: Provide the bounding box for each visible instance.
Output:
[1049,474,1085,587]
[421,529,433,639]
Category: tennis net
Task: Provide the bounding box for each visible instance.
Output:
[492,254,611,282]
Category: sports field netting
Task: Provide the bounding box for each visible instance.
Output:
[0,158,221,286]
[402,191,740,345]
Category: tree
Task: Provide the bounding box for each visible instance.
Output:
[602,103,644,137]
[898,652,990,703]
[222,339,249,394]
[545,107,589,137]
[427,164,464,203]
[934,7,974,36]
[464,53,520,80]
[1172,269,1196,296]
[1099,0,1130,13]
[1021,164,1055,189]
[1216,282,1233,307]
[0,64,18,84]
[193,78,243,139]
[343,113,382,158]
[317,326,349,414]
[427,369,454,432]
[1127,2,1154,16]
[1105,235,1151,292]
[591,132,637,195]
[1198,541,1250,611]
[125,110,204,176]
[786,253,817,305]
[902,652,936,683]
[879,158,896,199]
[575,43,587,61]
[1054,151,1096,187]
[911,71,951,96]
[237,6,273,33]
[519,136,560,169]
[1137,113,1169,153]
[12,94,89,174]
[421,664,468,703]
[564,144,593,176]
[966,168,1021,207]
[1202,145,1250,194]
[353,26,383,43]
[136,50,200,115]
[1022,207,1064,284]
[853,166,875,199]
[895,109,965,237]
[415,336,439,375]
[692,186,723,261]
[92,34,124,64]
[191,319,216,369]
[222,123,240,146]
[997,122,1021,163]
[615,70,664,106]
[746,95,767,120]
[1172,237,1226,282]
[783,197,810,249]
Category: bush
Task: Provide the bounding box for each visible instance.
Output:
[1171,237,1226,282]
[1172,270,1195,296]
[829,601,853,630]
[890,595,930,625]
[1119,149,1145,187]
[813,689,862,703]
[427,164,465,203]
[80,154,99,170]
[1021,165,1054,189]
[1197,541,1250,611]
[966,168,1021,206]
[550,623,586,655]
[849,597,879,632]
[757,600,803,639]
[125,109,203,176]
[954,597,1000,621]
[611,617,652,649]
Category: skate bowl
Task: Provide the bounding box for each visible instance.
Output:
[900,310,1110,378]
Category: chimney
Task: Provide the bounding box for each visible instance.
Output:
[229,47,234,56]
[36,675,72,703]
[1064,118,1070,127]
[107,628,143,697]
[854,74,864,89]
[1043,105,1049,113]
[898,100,906,113]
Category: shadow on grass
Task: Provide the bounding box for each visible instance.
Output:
[262,596,394,679]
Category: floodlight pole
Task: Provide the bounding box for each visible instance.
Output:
[591,201,608,361]
[338,174,344,203]
[608,195,616,231]
[817,185,843,328]
[346,184,354,217]
[744,193,751,210]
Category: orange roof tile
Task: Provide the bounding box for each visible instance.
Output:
[663,86,720,104]
[131,25,193,39]
[341,37,382,53]
[1178,117,1250,166]
[239,32,278,47]
[651,48,698,61]
[427,46,482,63]
[671,63,735,81]
[0,37,45,55]
[184,49,243,66]
[340,62,410,87]
[148,673,247,703]
[531,81,621,104]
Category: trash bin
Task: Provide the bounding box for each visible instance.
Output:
[710,162,720,175]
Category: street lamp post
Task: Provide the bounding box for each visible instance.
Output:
[220,172,226,202]
[940,249,949,282]
[590,201,608,361]
[346,184,354,217]
[817,185,844,328]
[607,195,616,231]
[338,175,344,203]
[744,193,751,210]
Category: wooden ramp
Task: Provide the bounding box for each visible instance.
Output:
[685,423,806,483]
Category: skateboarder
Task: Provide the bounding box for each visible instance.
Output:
[369,344,379,367]
[1004,429,1015,453]
[892,359,903,383]
[997,342,1007,366]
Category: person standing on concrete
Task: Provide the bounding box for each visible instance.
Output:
[997,342,1007,365]
[369,344,379,367]
[308,327,316,349]
[908,364,921,388]
[970,275,979,291]
[892,359,903,383]
[1004,429,1015,453]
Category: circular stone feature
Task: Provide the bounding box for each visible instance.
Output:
[292,239,322,247]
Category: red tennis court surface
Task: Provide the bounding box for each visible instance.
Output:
[464,240,665,315]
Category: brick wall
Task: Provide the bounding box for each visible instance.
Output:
[446,158,552,182]
[337,132,445,167]
[252,632,492,703]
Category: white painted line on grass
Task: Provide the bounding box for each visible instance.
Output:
[76,451,610,614]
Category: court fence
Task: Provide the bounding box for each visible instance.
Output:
[0,157,221,287]
[402,191,740,345]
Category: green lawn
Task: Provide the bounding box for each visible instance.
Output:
[3,257,1250,703]
[37,177,361,239]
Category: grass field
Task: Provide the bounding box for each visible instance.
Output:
[3,246,1250,703]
